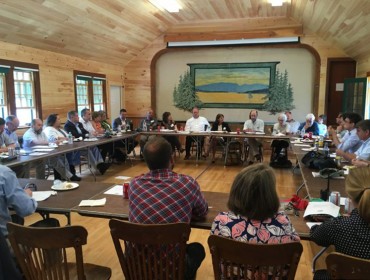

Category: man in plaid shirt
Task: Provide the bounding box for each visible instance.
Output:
[129,136,208,279]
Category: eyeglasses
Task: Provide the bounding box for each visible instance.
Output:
[23,183,37,191]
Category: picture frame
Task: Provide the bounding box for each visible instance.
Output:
[189,62,279,109]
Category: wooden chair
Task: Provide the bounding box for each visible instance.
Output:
[7,222,111,280]
[109,219,190,280]
[208,235,303,280]
[326,252,370,279]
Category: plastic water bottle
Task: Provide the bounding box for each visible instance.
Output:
[301,128,305,138]
[143,121,147,132]
[68,132,73,144]
[117,124,121,133]
[323,142,329,157]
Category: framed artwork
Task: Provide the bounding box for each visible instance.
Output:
[189,62,279,108]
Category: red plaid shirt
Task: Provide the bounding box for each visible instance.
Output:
[129,169,208,224]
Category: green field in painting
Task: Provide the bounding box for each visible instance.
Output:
[197,91,267,104]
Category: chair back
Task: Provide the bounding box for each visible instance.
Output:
[208,235,303,280]
[326,252,370,279]
[109,219,190,280]
[7,222,88,280]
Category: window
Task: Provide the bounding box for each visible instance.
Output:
[74,71,107,115]
[0,73,8,119]
[0,59,41,125]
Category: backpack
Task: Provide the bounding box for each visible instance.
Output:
[301,151,337,170]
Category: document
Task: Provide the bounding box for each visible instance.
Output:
[79,198,106,207]
[32,191,56,201]
[104,185,123,196]
[115,176,131,180]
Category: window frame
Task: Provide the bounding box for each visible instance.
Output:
[0,59,42,120]
[73,70,107,114]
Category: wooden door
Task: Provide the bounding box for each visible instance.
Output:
[325,59,356,126]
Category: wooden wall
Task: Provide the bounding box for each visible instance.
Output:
[0,41,124,122]
[124,32,349,119]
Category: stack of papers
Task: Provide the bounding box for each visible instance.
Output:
[79,198,106,207]
[32,191,57,201]
[104,185,123,196]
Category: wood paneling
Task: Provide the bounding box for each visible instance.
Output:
[0,0,369,67]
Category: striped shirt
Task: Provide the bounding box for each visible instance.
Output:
[129,169,208,224]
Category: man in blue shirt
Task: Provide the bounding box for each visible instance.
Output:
[332,112,362,153]
[298,113,320,136]
[337,119,370,163]
[0,166,37,237]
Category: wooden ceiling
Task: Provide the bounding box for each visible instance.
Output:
[0,0,368,66]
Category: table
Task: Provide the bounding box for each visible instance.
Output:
[18,179,113,224]
[73,189,310,239]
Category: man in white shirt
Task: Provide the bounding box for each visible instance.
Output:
[243,109,264,164]
[23,118,73,180]
[79,108,96,135]
[285,111,300,134]
[184,107,210,160]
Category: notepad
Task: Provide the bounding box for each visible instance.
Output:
[32,191,56,201]
[79,198,106,207]
[104,185,123,196]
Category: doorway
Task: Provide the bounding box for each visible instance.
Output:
[110,85,123,119]
[325,58,356,126]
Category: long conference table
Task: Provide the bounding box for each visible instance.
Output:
[11,131,342,240]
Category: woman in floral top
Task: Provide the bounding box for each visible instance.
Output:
[211,163,300,244]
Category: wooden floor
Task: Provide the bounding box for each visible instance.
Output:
[24,149,329,279]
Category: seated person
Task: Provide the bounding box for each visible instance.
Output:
[211,164,300,277]
[317,114,328,137]
[243,109,264,164]
[112,108,137,154]
[184,107,210,160]
[139,108,158,158]
[99,110,112,131]
[43,113,81,181]
[330,112,362,153]
[129,137,208,280]
[328,112,347,141]
[285,111,300,134]
[161,111,184,154]
[336,119,370,162]
[298,113,320,136]
[23,118,74,180]
[205,113,231,163]
[271,113,290,163]
[64,110,110,175]
[310,167,370,263]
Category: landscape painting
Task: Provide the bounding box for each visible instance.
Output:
[189,62,279,108]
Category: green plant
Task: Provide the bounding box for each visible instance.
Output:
[263,69,295,115]
[173,70,203,112]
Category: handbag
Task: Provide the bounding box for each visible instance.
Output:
[301,151,337,170]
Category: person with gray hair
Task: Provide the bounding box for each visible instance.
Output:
[297,113,320,136]
[270,113,291,164]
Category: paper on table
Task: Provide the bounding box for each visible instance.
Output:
[311,172,345,179]
[306,222,322,229]
[104,185,123,196]
[32,191,56,201]
[31,145,55,149]
[32,148,55,152]
[115,176,131,180]
[303,202,340,218]
[302,147,315,151]
[294,144,311,147]
[79,198,106,207]
[29,152,49,156]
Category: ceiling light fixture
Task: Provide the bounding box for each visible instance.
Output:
[149,0,181,13]
[167,37,300,47]
[268,0,284,6]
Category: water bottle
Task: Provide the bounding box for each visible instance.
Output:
[68,132,73,144]
[301,128,305,138]
[143,121,147,132]
[323,142,329,157]
[117,124,121,133]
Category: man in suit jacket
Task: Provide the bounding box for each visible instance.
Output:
[64,110,110,175]
[112,108,137,154]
